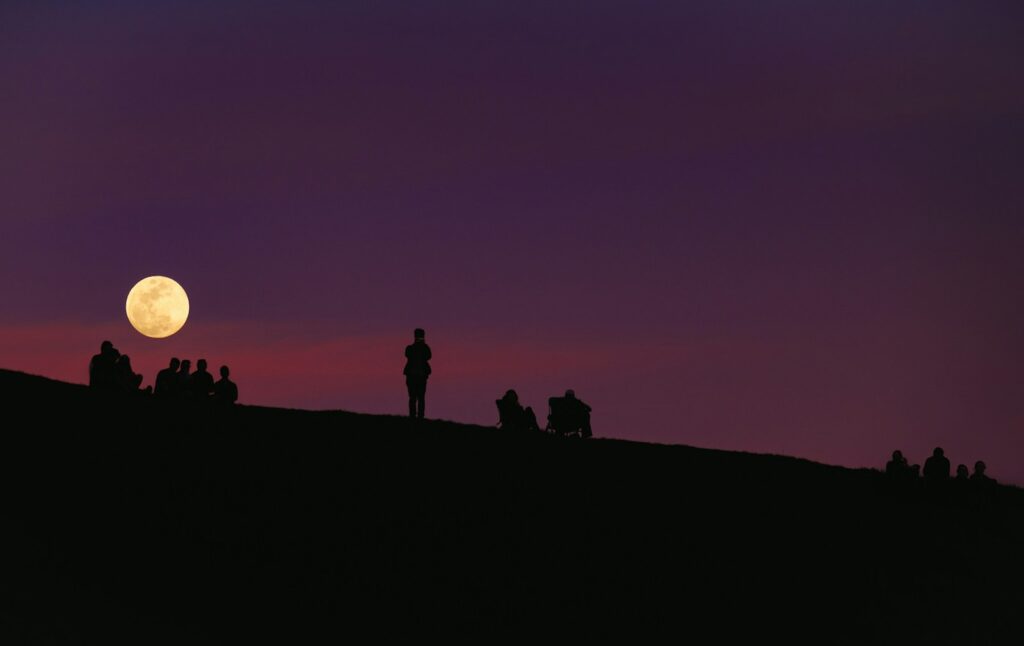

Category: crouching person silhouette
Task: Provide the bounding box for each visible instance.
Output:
[403,328,431,419]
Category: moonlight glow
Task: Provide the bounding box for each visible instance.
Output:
[125,276,190,338]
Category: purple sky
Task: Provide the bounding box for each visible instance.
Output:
[2,1,1023,482]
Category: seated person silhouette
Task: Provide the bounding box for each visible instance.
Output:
[496,389,540,432]
[970,460,995,485]
[213,365,239,405]
[885,450,919,481]
[189,359,216,400]
[89,340,120,392]
[923,447,951,483]
[116,354,147,393]
[546,389,593,438]
[176,359,192,397]
[154,358,181,397]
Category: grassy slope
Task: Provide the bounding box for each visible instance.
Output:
[1,368,1022,643]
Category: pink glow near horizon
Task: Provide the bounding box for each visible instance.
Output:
[1,3,1022,485]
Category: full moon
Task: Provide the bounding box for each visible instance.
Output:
[126,276,190,339]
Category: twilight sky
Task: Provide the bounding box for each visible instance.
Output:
[2,1,1023,482]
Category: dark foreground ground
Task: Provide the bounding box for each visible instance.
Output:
[1,369,1022,643]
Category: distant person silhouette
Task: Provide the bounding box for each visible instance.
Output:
[155,358,181,397]
[89,340,119,392]
[956,464,970,481]
[885,450,919,481]
[885,450,907,476]
[403,328,431,419]
[176,359,192,397]
[496,389,540,433]
[565,390,592,438]
[189,359,215,400]
[213,365,238,405]
[970,461,995,485]
[923,447,951,483]
[547,389,593,438]
[116,354,146,393]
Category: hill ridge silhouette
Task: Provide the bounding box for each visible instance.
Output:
[1,367,1022,643]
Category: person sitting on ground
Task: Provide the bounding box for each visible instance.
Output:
[116,354,146,393]
[213,365,238,405]
[176,359,192,397]
[189,359,215,400]
[923,447,951,483]
[496,389,540,432]
[154,358,181,397]
[89,340,119,392]
[970,460,995,485]
[955,464,970,481]
[885,450,920,483]
[886,450,909,476]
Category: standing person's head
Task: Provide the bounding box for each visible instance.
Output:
[974,461,987,476]
[414,328,425,341]
[180,359,191,373]
[220,365,230,379]
[197,359,208,372]
[565,389,576,400]
[503,389,518,403]
[168,357,181,370]
[933,447,945,458]
[100,340,113,353]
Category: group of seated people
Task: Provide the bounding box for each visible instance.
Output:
[88,341,238,405]
[88,340,150,394]
[886,447,995,486]
[496,388,592,438]
[153,356,238,405]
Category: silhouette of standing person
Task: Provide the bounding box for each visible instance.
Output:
[403,328,431,419]
[213,365,238,405]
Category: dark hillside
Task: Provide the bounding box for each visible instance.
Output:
[1,369,1021,643]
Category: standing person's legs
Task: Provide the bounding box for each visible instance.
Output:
[406,378,418,418]
[416,379,426,418]
[407,377,426,418]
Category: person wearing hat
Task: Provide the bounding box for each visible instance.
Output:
[403,328,432,418]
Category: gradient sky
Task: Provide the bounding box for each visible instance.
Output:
[3,1,1023,482]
